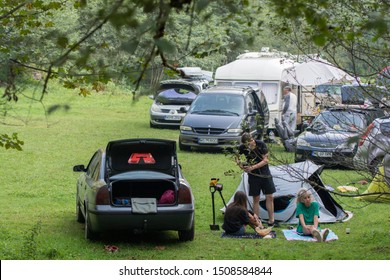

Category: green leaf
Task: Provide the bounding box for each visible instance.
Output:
[57,36,69,48]
[155,38,176,54]
[195,0,210,12]
[79,88,91,97]
[312,34,326,46]
[121,40,139,54]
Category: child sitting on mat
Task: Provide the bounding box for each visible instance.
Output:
[296,188,329,242]
[222,191,271,236]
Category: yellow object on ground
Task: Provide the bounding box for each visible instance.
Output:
[337,186,359,193]
[357,165,390,203]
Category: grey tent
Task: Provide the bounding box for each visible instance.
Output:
[223,160,350,224]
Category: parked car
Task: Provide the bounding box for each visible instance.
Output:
[295,107,385,167]
[149,79,206,128]
[179,86,269,150]
[341,84,387,107]
[313,83,342,107]
[73,138,195,241]
[353,116,390,176]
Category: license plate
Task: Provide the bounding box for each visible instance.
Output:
[313,151,332,157]
[198,138,218,144]
[164,115,181,121]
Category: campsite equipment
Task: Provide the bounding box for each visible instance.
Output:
[209,178,226,230]
[223,160,349,224]
[274,118,297,152]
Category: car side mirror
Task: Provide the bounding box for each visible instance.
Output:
[148,95,154,100]
[73,165,86,172]
[179,107,188,113]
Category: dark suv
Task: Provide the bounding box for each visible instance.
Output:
[179,86,269,150]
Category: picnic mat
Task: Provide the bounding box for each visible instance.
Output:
[221,231,276,239]
[282,229,338,242]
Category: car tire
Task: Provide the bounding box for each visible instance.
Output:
[369,158,383,176]
[150,121,158,128]
[76,197,85,223]
[179,141,190,151]
[85,208,98,240]
[178,220,194,242]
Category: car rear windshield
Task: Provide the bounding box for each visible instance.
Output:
[156,88,197,105]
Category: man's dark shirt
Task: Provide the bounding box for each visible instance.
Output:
[238,139,271,176]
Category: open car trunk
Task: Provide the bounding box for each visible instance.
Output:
[111,178,177,206]
[106,139,180,208]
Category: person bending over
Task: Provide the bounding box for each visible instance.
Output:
[223,191,271,236]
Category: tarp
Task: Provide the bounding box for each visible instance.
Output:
[282,59,354,86]
[223,160,349,224]
[357,164,390,203]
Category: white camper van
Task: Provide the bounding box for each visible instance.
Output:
[215,50,297,130]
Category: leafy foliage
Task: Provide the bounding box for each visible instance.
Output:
[0,133,24,151]
[266,0,390,82]
[1,0,389,150]
[0,0,265,101]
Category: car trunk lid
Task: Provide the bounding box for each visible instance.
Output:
[106,138,177,177]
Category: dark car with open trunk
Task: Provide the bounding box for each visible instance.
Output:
[73,138,195,241]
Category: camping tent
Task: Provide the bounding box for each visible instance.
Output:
[223,160,349,224]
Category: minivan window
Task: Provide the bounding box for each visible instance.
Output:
[245,93,255,113]
[189,93,244,115]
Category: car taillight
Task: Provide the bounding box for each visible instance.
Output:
[178,184,192,204]
[359,122,374,146]
[96,185,110,205]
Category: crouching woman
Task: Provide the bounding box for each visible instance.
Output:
[223,191,270,236]
[296,188,329,242]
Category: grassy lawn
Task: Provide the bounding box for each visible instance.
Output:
[0,83,389,260]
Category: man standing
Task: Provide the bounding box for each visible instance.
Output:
[236,133,276,227]
[282,86,297,131]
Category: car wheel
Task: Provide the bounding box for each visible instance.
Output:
[179,141,190,151]
[85,209,98,240]
[150,121,158,128]
[369,158,383,176]
[178,220,194,242]
[76,197,85,223]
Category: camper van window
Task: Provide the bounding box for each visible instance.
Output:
[261,82,278,105]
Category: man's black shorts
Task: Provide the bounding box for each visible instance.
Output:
[248,174,276,196]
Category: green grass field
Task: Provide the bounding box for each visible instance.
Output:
[1,83,389,260]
